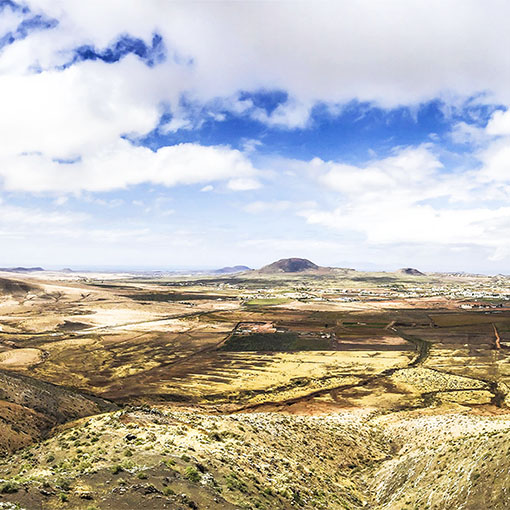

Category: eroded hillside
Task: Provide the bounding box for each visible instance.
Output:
[0,408,509,509]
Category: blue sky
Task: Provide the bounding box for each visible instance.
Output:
[1,1,510,272]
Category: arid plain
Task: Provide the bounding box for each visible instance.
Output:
[0,264,509,510]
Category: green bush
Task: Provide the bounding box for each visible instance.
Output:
[56,478,71,491]
[0,481,19,494]
[225,473,248,492]
[184,466,201,482]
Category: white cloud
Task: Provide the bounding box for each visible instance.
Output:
[244,200,292,214]
[226,177,260,191]
[4,0,510,130]
[0,140,260,193]
[297,137,510,259]
[53,196,68,206]
[251,99,313,129]
[242,139,262,153]
[318,145,442,199]
[4,1,510,270]
[486,109,510,136]
[0,4,24,36]
[1,1,510,199]
[450,121,490,146]
[243,200,317,214]
[476,139,510,184]
[0,57,168,159]
[0,202,86,229]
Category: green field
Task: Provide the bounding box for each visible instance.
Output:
[220,332,334,351]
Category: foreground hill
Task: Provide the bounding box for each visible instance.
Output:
[0,371,117,454]
[0,408,508,510]
[0,408,389,509]
[259,257,320,273]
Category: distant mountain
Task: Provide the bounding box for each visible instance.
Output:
[0,267,44,273]
[214,265,251,274]
[398,267,425,276]
[259,258,320,273]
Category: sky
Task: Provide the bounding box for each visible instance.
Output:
[1,1,510,272]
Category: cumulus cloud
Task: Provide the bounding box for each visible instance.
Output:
[486,109,510,136]
[0,140,260,193]
[317,145,443,200]
[1,0,510,195]
[19,0,510,105]
[449,121,492,147]
[476,137,510,184]
[4,0,510,129]
[297,114,510,260]
[250,99,313,129]
[0,7,269,195]
[0,57,164,159]
[3,1,510,269]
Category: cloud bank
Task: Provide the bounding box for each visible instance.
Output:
[1,1,510,270]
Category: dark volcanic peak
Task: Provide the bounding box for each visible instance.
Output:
[398,267,425,276]
[259,258,320,273]
[214,265,251,274]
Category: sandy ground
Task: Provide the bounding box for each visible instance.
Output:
[77,307,166,328]
[0,348,44,367]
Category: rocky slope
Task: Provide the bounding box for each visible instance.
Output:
[0,371,117,454]
[0,407,509,510]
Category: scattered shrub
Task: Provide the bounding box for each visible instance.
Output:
[184,466,201,482]
[0,481,19,494]
[163,487,175,496]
